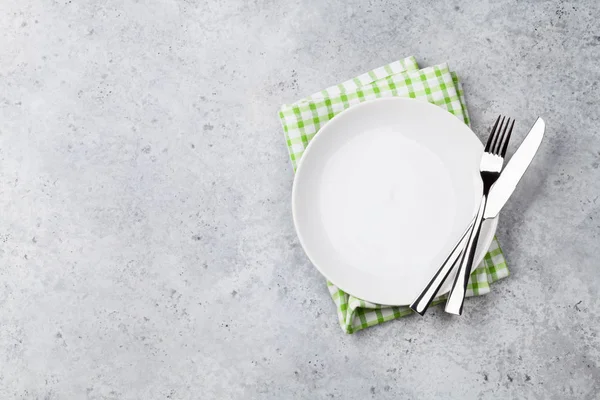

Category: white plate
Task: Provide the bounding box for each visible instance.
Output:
[292,97,498,306]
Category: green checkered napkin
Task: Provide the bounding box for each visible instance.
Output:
[279,56,509,334]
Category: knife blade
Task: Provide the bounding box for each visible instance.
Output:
[483,117,545,219]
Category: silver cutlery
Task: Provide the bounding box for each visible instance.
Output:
[411,117,545,316]
[444,116,515,314]
[444,117,545,314]
[410,116,514,315]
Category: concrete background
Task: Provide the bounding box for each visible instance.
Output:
[0,0,599,399]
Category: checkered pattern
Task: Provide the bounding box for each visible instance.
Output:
[279,57,509,334]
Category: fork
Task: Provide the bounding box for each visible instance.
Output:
[444,115,515,315]
[409,116,514,316]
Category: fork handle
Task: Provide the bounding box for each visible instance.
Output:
[409,218,475,316]
[445,195,487,315]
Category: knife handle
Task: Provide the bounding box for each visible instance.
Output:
[409,218,474,316]
[445,195,487,315]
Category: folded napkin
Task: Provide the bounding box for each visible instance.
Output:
[279,56,509,334]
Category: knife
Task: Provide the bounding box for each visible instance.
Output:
[410,117,545,315]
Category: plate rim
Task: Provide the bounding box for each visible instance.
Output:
[291,97,499,306]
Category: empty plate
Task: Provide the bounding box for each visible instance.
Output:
[292,97,498,305]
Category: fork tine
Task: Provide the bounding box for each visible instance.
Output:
[494,117,511,155]
[484,115,502,152]
[489,116,506,154]
[499,119,515,157]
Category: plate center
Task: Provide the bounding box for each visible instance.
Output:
[319,127,458,278]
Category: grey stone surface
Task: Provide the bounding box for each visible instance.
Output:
[0,0,598,398]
